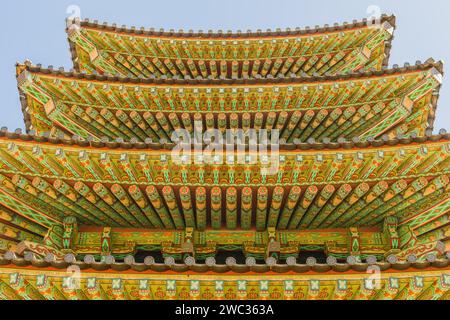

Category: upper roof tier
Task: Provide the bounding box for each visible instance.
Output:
[66,15,395,80]
[16,60,442,143]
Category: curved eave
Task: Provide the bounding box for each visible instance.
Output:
[71,14,396,39]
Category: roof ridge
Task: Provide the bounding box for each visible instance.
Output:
[65,14,396,38]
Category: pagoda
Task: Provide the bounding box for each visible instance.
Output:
[0,14,448,300]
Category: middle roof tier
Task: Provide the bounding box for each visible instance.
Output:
[17,60,442,143]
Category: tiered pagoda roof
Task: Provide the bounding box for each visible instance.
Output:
[0,14,448,300]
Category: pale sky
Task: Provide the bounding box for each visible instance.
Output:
[1,0,449,131]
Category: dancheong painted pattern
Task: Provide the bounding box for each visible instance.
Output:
[0,14,448,300]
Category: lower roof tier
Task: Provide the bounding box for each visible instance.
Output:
[0,262,448,300]
[0,133,448,233]
[16,61,442,142]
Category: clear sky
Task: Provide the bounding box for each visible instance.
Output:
[1,0,449,131]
